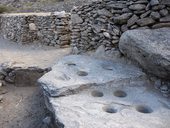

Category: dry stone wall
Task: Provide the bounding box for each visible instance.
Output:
[0,12,71,47]
[71,0,170,52]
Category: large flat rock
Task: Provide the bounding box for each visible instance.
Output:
[38,55,147,97]
[45,84,170,128]
[39,55,170,128]
[119,28,170,80]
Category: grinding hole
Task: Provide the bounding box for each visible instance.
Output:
[135,105,153,114]
[103,106,117,114]
[91,90,103,97]
[77,71,88,76]
[102,63,113,71]
[113,90,127,98]
[65,62,76,66]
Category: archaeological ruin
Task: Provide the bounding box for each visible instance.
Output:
[0,0,170,128]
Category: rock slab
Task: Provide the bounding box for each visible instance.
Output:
[119,28,170,80]
[38,55,147,97]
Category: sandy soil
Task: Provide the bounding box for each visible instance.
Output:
[0,37,72,128]
[0,38,71,68]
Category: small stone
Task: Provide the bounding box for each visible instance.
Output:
[94,45,106,58]
[129,4,146,11]
[121,24,128,32]
[29,23,37,31]
[114,13,133,24]
[161,0,170,5]
[112,40,119,44]
[152,23,170,29]
[43,116,52,125]
[140,10,151,18]
[150,0,159,6]
[154,80,161,89]
[150,11,160,20]
[103,32,111,39]
[72,47,79,54]
[127,14,139,27]
[136,17,155,26]
[71,14,83,25]
[160,15,170,22]
[130,24,138,29]
[152,5,165,11]
[97,9,112,17]
[159,9,169,17]
[160,85,169,92]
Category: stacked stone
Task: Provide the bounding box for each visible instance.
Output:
[0,15,25,42]
[71,0,170,52]
[0,12,71,47]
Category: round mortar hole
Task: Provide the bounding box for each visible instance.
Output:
[113,90,127,98]
[135,105,153,114]
[77,71,88,76]
[91,90,103,97]
[65,62,76,66]
[103,106,117,114]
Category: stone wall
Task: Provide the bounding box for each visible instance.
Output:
[71,0,170,52]
[0,12,71,47]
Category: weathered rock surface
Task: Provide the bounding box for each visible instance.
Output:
[45,85,170,128]
[119,28,170,80]
[38,55,170,128]
[38,55,147,97]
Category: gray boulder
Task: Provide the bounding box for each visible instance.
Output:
[119,28,170,80]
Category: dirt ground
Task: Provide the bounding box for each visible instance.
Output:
[0,84,50,128]
[0,37,72,128]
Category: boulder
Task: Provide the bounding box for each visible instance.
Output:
[119,28,170,80]
[38,55,147,97]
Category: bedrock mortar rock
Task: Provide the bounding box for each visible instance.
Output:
[38,55,148,97]
[119,28,170,80]
[39,55,170,128]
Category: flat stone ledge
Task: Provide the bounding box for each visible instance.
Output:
[38,55,148,97]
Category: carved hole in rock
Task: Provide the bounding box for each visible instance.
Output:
[91,90,104,97]
[101,63,113,71]
[113,90,127,98]
[77,71,88,76]
[135,105,153,114]
[103,106,117,114]
[65,62,76,66]
[102,66,113,71]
